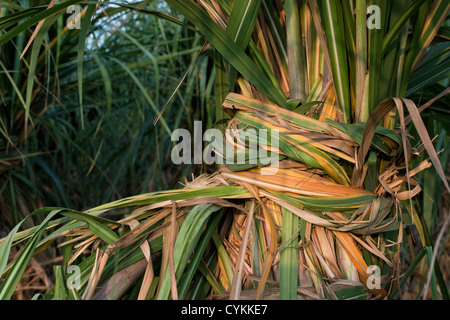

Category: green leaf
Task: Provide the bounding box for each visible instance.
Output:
[165,0,289,109]
[334,286,368,300]
[77,3,97,129]
[24,13,60,131]
[276,192,375,212]
[53,265,68,300]
[406,42,450,96]
[0,6,46,30]
[0,209,62,300]
[60,211,120,244]
[286,0,307,100]
[424,246,438,300]
[99,0,197,32]
[280,207,299,300]
[111,57,172,136]
[318,0,351,122]
[178,210,223,299]
[382,0,424,53]
[0,0,86,47]
[226,0,262,90]
[157,203,222,300]
[326,119,401,156]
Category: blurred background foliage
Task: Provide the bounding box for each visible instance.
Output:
[0,0,221,231]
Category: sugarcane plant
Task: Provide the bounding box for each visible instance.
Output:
[0,0,449,300]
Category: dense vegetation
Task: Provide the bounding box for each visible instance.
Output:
[0,0,449,300]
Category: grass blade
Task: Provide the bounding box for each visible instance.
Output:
[77,3,97,129]
[286,0,306,101]
[226,0,262,90]
[318,0,351,122]
[165,0,289,109]
[0,0,85,47]
[279,207,299,300]
[0,209,62,300]
[157,203,221,300]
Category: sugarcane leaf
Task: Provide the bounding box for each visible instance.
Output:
[157,203,222,300]
[0,222,26,280]
[406,42,450,96]
[0,0,85,47]
[23,13,60,132]
[178,211,223,299]
[53,265,68,300]
[0,209,62,300]
[226,0,262,90]
[279,207,299,300]
[326,119,401,155]
[276,192,375,212]
[77,3,97,129]
[318,0,351,122]
[60,211,120,244]
[0,6,46,30]
[99,0,197,32]
[381,0,424,53]
[334,285,368,300]
[165,0,289,109]
[111,57,172,136]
